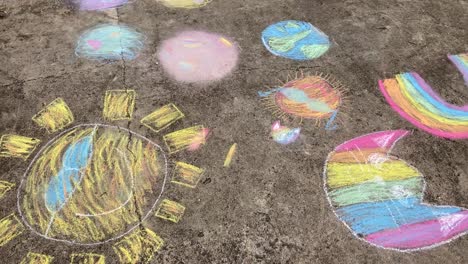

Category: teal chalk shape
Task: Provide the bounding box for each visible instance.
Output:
[261,20,330,60]
[75,24,144,61]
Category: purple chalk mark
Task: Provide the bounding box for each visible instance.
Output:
[448,54,468,86]
[334,130,410,152]
[366,211,468,250]
[157,31,239,83]
[412,72,468,111]
[78,0,128,11]
[272,121,281,130]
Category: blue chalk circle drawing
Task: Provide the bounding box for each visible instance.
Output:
[261,20,330,60]
[75,24,144,61]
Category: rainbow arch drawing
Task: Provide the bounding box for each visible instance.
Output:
[324,130,468,251]
[379,53,468,139]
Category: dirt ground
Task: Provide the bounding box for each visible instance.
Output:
[1,0,468,263]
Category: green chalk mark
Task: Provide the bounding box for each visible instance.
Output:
[285,21,301,29]
[301,44,330,59]
[268,30,312,53]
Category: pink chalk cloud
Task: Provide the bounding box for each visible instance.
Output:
[158,31,239,83]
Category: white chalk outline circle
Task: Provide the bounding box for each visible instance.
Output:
[17,124,169,246]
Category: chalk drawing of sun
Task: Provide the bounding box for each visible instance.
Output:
[0,90,208,263]
[259,71,348,130]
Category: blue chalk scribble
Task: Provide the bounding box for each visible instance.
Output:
[258,87,282,97]
[325,110,339,131]
[261,20,330,61]
[45,134,94,213]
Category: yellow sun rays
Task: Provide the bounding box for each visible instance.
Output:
[171,162,205,188]
[0,214,24,247]
[112,228,164,264]
[0,90,208,263]
[163,125,207,154]
[32,98,74,133]
[0,181,15,199]
[155,199,186,223]
[70,253,105,264]
[0,134,41,160]
[141,103,185,133]
[20,252,54,264]
[103,90,136,121]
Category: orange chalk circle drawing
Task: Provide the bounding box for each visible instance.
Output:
[259,72,346,130]
[0,90,209,263]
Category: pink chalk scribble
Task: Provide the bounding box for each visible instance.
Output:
[87,40,102,50]
[188,128,211,151]
[158,31,239,83]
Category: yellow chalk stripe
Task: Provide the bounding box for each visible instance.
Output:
[223,143,237,167]
[326,161,421,189]
[103,90,136,121]
[0,214,24,247]
[20,252,53,264]
[171,162,204,188]
[163,125,205,154]
[220,37,232,47]
[70,253,105,264]
[157,0,212,9]
[0,181,14,200]
[0,135,40,160]
[112,228,164,264]
[155,199,185,223]
[141,104,185,133]
[32,98,74,133]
